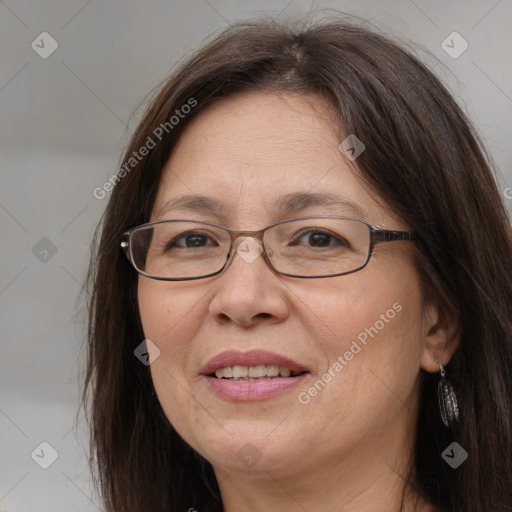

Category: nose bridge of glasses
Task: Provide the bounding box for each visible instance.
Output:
[226,227,265,251]
[221,228,266,268]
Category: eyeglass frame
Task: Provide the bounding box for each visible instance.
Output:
[120,215,419,281]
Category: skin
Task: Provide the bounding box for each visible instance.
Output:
[138,91,460,512]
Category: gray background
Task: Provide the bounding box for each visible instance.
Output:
[1,1,511,511]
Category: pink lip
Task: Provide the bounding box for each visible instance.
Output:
[201,350,310,402]
[204,373,309,401]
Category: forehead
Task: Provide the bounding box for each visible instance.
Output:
[174,91,340,162]
[151,91,398,227]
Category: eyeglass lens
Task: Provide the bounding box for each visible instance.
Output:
[129,218,371,279]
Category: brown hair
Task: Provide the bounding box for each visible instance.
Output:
[83,15,512,512]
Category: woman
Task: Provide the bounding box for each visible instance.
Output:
[83,15,512,512]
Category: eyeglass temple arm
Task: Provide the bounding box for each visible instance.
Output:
[371,229,419,243]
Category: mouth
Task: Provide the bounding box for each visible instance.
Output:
[200,350,310,401]
[211,364,306,381]
[201,349,309,377]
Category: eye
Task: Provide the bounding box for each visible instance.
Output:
[166,231,218,249]
[288,229,350,248]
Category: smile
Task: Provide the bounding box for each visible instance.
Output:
[201,350,310,401]
[213,365,305,380]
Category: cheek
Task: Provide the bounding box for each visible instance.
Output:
[293,265,424,413]
[296,268,417,354]
[138,281,170,347]
[137,277,204,347]
[137,278,208,438]
[137,278,202,400]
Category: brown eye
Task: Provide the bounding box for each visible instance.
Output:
[166,231,217,250]
[289,229,350,248]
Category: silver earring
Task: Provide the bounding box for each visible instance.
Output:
[436,359,459,429]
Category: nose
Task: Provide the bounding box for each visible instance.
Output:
[208,237,290,327]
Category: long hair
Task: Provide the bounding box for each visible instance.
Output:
[83,15,512,512]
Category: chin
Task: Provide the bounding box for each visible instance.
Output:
[204,441,300,478]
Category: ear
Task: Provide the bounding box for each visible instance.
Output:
[419,301,461,373]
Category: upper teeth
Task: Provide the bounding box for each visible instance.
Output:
[214,365,294,379]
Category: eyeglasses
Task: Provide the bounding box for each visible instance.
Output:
[120,216,418,281]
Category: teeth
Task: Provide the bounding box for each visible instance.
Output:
[249,365,267,378]
[233,365,248,378]
[279,366,291,377]
[266,365,280,377]
[213,364,300,379]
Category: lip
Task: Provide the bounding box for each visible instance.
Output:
[201,349,310,402]
[204,373,309,401]
[200,349,309,375]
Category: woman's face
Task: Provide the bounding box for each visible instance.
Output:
[138,91,438,482]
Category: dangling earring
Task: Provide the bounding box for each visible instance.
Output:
[436,359,460,429]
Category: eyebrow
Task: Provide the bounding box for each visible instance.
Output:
[154,191,367,220]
